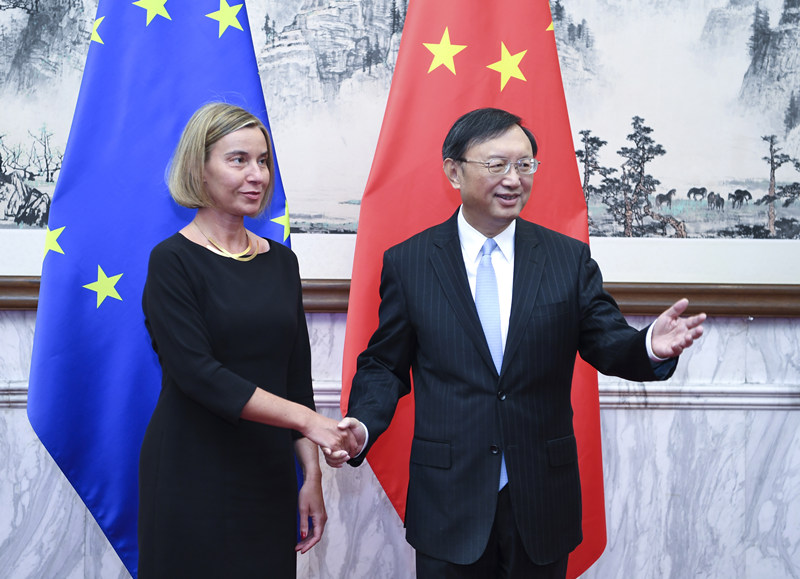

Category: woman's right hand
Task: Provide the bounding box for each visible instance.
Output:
[303,413,358,462]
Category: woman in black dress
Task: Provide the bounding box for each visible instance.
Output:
[138,103,353,578]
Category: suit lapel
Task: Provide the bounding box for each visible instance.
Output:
[502,219,545,373]
[430,214,499,375]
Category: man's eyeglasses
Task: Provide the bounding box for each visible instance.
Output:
[457,158,540,175]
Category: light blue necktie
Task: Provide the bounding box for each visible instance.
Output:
[475,238,508,490]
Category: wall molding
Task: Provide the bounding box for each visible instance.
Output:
[597,384,800,410]
[6,381,798,410]
[314,382,800,411]
[0,386,28,409]
[2,277,800,317]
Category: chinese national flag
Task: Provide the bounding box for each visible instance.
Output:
[341,0,605,576]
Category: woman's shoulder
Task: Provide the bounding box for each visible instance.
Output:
[150,232,186,256]
[147,232,203,270]
[259,236,297,262]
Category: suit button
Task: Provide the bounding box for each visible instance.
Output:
[490,445,500,454]
[497,391,507,401]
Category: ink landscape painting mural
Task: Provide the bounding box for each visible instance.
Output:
[561,0,800,240]
[1,0,799,242]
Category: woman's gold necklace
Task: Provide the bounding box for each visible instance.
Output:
[193,221,257,262]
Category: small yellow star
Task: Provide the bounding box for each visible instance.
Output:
[547,21,554,32]
[423,27,467,74]
[486,42,527,91]
[83,266,123,308]
[44,226,65,259]
[91,16,105,44]
[132,0,171,26]
[206,0,244,38]
[271,200,291,242]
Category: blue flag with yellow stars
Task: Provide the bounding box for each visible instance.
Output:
[27,1,289,575]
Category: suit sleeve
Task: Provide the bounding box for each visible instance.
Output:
[142,244,257,424]
[576,243,676,382]
[347,249,417,465]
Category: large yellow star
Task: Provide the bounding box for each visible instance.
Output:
[91,16,105,44]
[423,27,467,74]
[83,266,123,308]
[206,0,244,38]
[132,0,171,26]
[44,226,65,258]
[271,201,290,242]
[486,42,527,91]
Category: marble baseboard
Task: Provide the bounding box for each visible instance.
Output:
[6,382,798,412]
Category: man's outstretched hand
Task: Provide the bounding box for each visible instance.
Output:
[650,298,706,359]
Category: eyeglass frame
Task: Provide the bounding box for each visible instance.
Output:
[455,157,540,175]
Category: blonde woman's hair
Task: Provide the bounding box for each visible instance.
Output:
[168,102,275,215]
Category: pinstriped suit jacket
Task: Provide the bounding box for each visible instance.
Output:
[347,211,675,565]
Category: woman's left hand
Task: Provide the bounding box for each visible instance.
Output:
[295,474,327,554]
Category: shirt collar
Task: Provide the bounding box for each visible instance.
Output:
[457,207,516,263]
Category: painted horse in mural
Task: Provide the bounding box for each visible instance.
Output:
[687,186,707,200]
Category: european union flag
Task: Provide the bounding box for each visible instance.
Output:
[27,1,289,575]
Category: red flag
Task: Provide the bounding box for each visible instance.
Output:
[341,1,605,575]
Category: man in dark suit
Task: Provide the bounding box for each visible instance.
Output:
[328,108,705,578]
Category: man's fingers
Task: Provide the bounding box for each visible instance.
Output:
[665,298,689,318]
[337,417,358,430]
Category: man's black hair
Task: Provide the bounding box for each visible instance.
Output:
[441,107,538,161]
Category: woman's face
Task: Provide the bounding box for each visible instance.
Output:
[202,126,270,218]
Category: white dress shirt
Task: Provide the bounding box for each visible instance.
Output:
[457,208,514,352]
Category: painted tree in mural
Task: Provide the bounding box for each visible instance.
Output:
[748,4,771,64]
[786,92,800,135]
[0,1,36,12]
[576,128,615,208]
[263,13,277,46]
[777,179,800,218]
[621,116,686,237]
[617,116,657,236]
[0,131,52,226]
[759,135,795,236]
[389,0,406,35]
[596,116,686,237]
[29,126,62,183]
[0,138,31,180]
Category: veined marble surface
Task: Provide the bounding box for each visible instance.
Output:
[1,310,799,578]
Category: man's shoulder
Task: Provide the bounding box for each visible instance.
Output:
[517,218,588,249]
[386,216,455,255]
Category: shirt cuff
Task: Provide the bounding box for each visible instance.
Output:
[354,421,370,459]
[646,323,671,362]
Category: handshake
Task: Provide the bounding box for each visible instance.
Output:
[311,416,368,468]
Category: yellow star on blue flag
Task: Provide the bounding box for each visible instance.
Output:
[27,1,291,576]
[271,200,291,242]
[43,226,65,257]
[83,265,124,307]
[133,0,172,26]
[206,0,244,37]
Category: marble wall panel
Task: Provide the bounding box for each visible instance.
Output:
[0,409,88,578]
[1,312,798,578]
[584,409,747,579]
[0,311,35,386]
[298,407,414,579]
[744,411,800,577]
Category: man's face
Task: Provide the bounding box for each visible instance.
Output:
[444,125,534,237]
